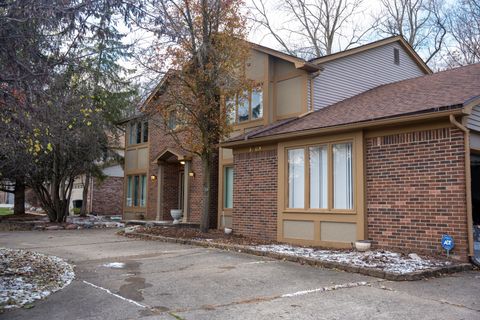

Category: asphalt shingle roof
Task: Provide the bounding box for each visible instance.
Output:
[228,63,480,143]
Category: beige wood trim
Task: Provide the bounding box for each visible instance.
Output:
[156,165,163,220]
[251,44,321,72]
[222,109,464,148]
[217,150,235,228]
[233,119,264,131]
[274,71,305,82]
[302,74,308,114]
[263,54,270,126]
[277,131,365,247]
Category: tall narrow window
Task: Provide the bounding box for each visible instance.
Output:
[288,148,305,208]
[126,176,133,207]
[224,167,234,209]
[238,90,250,122]
[133,175,140,207]
[333,143,353,209]
[309,146,328,209]
[136,122,142,144]
[251,87,263,120]
[128,123,136,145]
[140,175,147,207]
[142,122,148,143]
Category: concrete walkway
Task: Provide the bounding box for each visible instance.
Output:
[0,229,479,320]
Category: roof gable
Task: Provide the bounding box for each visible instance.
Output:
[309,36,431,75]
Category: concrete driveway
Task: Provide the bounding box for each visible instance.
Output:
[1,229,479,320]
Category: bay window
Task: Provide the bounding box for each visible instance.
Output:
[287,141,354,211]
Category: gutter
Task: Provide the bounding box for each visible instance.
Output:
[449,114,475,258]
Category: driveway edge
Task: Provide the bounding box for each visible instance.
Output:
[124,232,472,281]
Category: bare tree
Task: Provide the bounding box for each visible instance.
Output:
[375,0,447,64]
[251,0,369,59]
[446,0,480,66]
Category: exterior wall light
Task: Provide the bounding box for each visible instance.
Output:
[188,172,195,177]
[150,175,157,181]
[180,160,186,165]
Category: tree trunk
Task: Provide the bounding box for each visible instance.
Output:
[13,178,25,215]
[200,154,211,233]
[80,173,91,217]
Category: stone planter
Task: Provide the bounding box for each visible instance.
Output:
[355,240,372,252]
[170,209,183,224]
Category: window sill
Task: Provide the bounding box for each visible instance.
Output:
[282,208,357,215]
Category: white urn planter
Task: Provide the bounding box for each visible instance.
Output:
[224,228,232,235]
[354,240,372,252]
[170,209,183,224]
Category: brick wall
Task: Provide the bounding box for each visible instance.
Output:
[233,149,277,240]
[366,127,469,260]
[145,114,218,226]
[91,177,124,215]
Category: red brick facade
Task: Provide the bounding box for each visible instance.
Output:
[366,127,469,260]
[145,115,218,227]
[232,149,277,240]
[91,177,124,215]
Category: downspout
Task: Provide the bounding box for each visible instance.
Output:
[449,115,475,259]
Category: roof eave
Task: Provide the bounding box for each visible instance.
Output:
[221,107,464,148]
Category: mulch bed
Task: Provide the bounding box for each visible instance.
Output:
[126,226,277,246]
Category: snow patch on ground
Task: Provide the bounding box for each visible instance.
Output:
[102,262,125,269]
[253,244,451,274]
[0,248,74,311]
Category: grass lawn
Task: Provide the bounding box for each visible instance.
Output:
[0,207,13,216]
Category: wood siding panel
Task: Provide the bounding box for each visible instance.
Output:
[312,42,426,110]
[467,105,480,132]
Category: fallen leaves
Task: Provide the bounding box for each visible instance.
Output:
[0,248,75,312]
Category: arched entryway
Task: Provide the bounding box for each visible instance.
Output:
[153,148,192,222]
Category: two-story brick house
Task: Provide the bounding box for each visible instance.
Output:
[123,36,480,262]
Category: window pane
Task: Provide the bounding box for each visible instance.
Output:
[143,122,148,143]
[129,123,135,145]
[333,143,353,209]
[251,87,263,119]
[136,122,142,144]
[126,176,133,207]
[288,148,305,208]
[140,175,147,207]
[168,112,176,130]
[238,91,249,122]
[224,167,234,208]
[133,175,139,207]
[226,97,236,124]
[309,146,328,209]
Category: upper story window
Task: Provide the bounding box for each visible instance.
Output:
[227,85,263,124]
[128,121,148,145]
